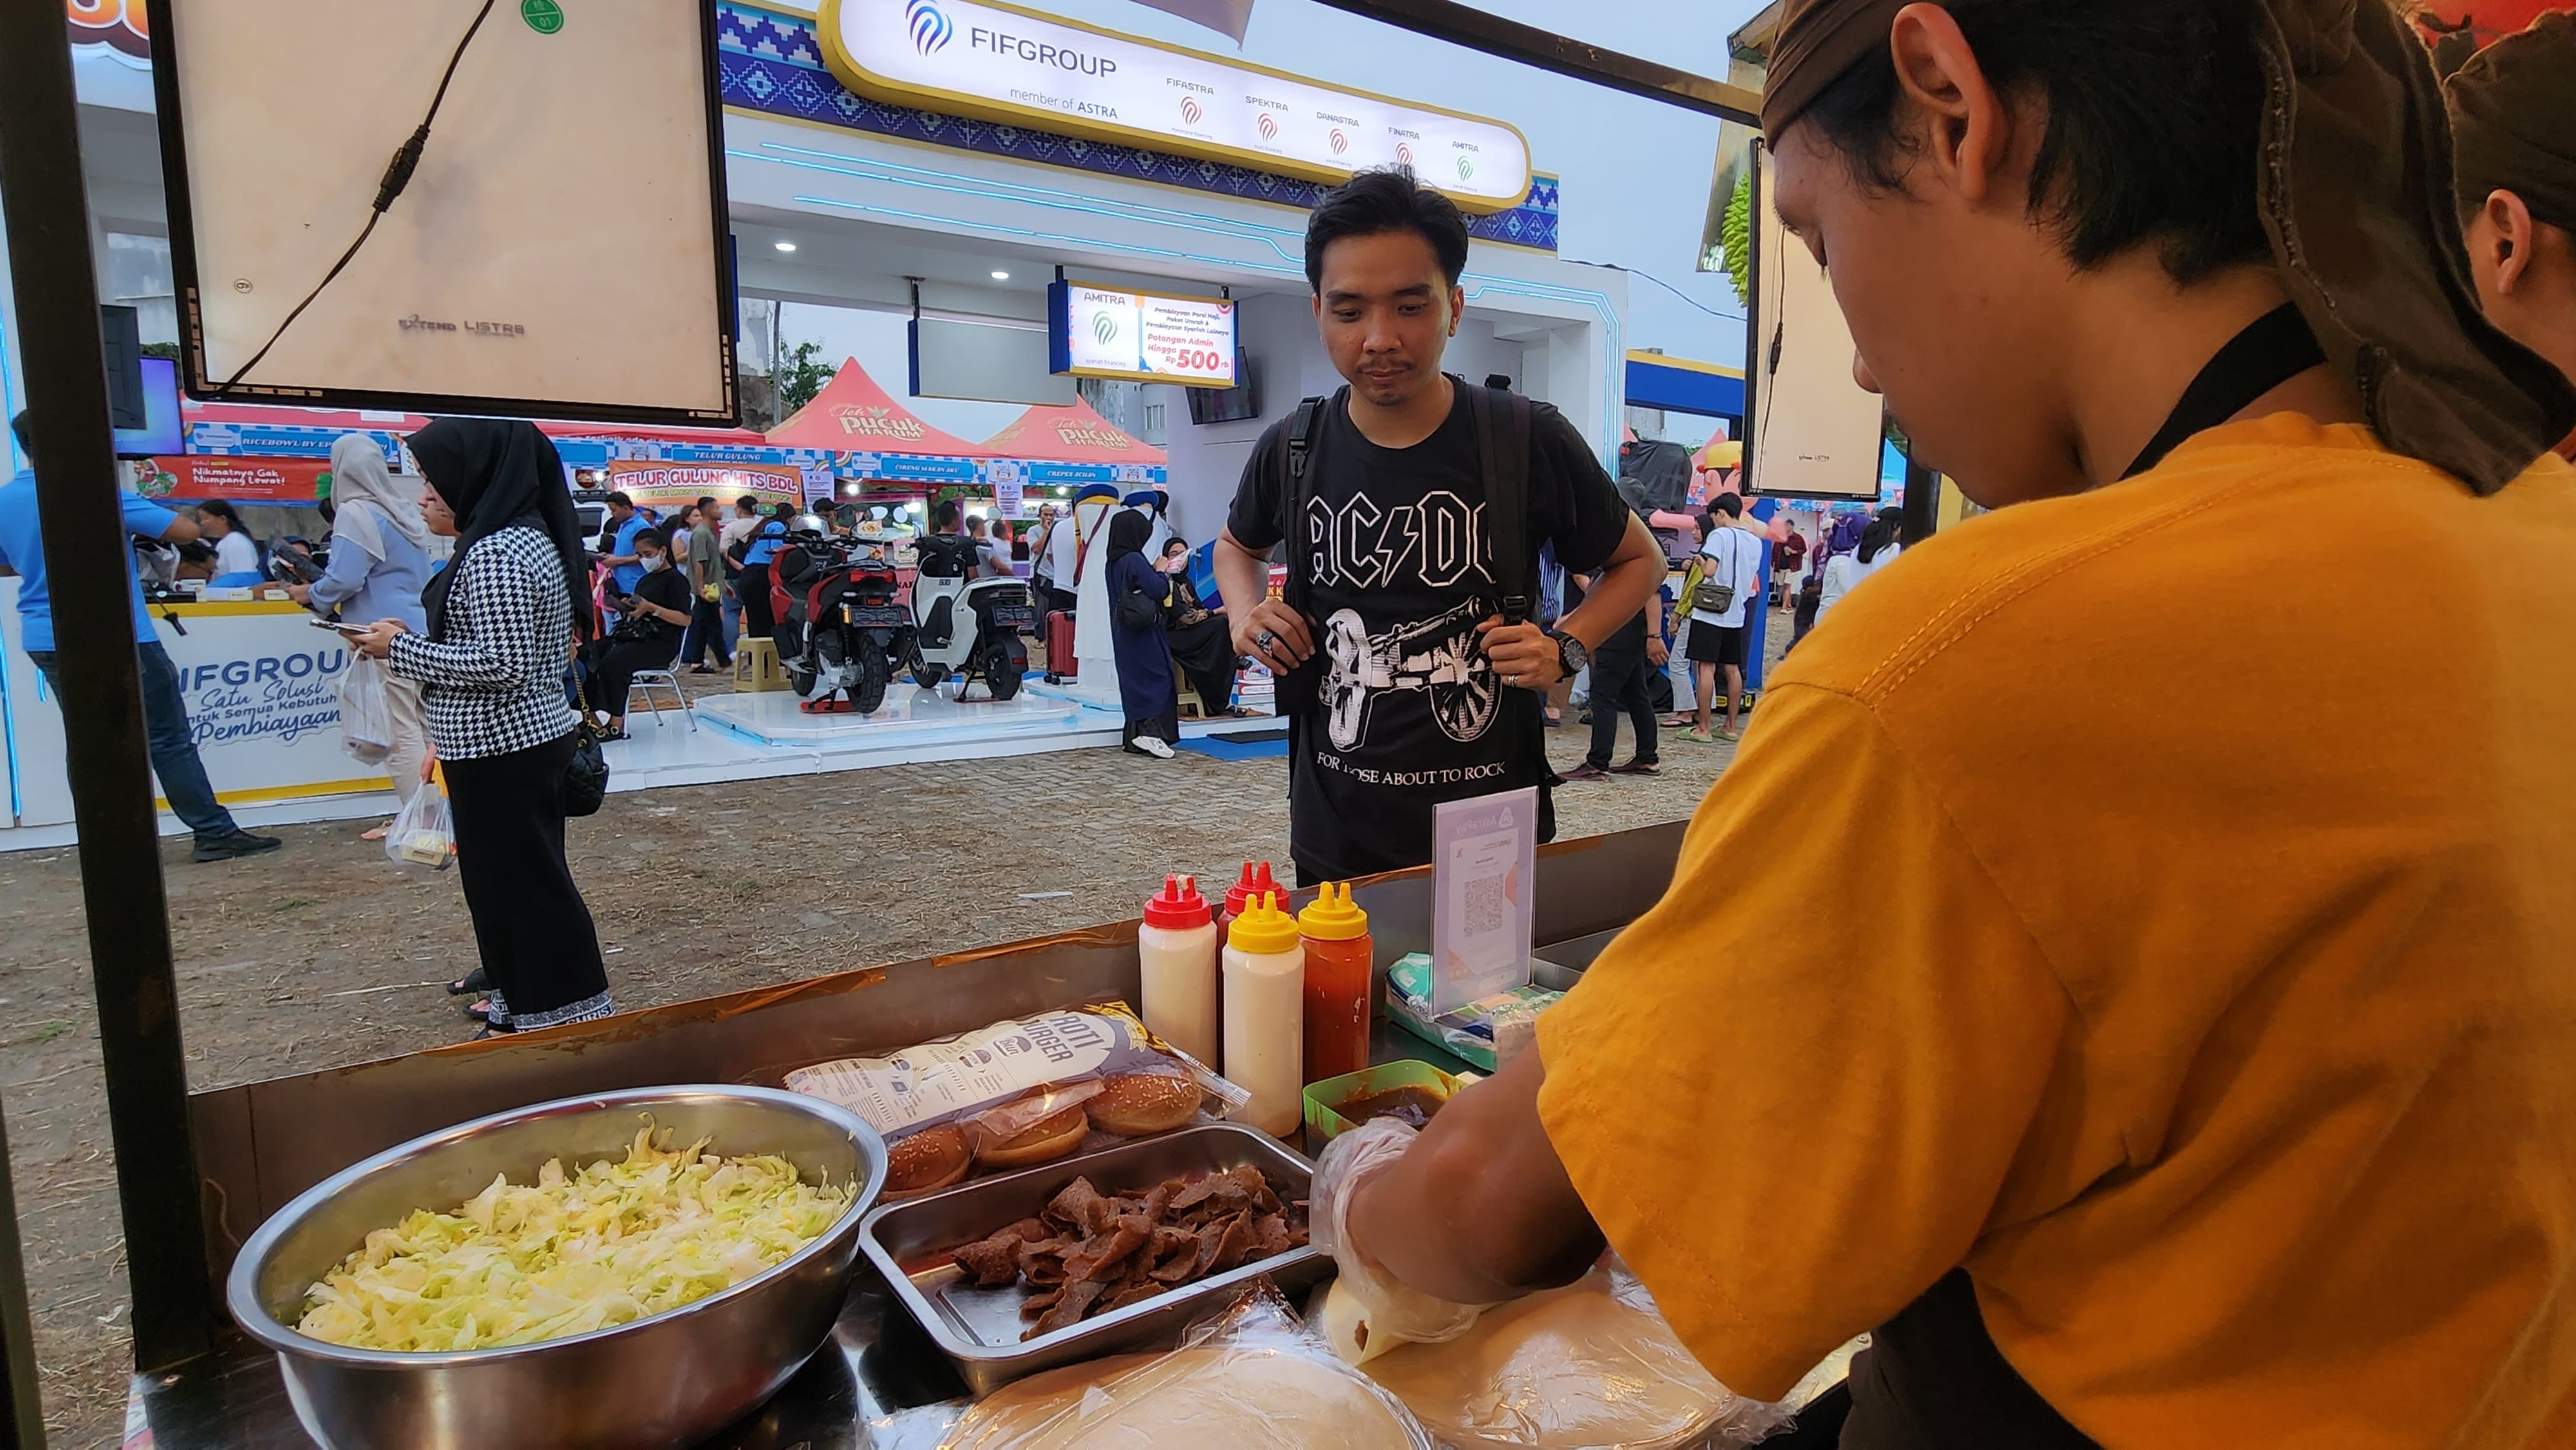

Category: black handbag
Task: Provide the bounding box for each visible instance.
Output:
[564,721,609,818]
[1115,578,1166,631]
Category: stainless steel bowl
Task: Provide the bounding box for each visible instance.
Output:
[227,1085,887,1450]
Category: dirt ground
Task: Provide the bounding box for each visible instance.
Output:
[1,616,1790,1446]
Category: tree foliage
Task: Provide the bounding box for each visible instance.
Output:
[774,341,835,418]
[1719,170,1754,308]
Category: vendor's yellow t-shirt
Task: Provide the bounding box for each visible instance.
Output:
[1539,416,2576,1448]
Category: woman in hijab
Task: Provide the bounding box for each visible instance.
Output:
[350,419,611,1036]
[1104,509,1179,759]
[289,434,433,836]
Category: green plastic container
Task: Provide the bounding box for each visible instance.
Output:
[1302,1059,1473,1157]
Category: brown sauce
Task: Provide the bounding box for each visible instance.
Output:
[1337,1086,1446,1130]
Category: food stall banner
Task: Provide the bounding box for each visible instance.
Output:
[836,451,984,485]
[605,459,803,511]
[185,422,404,466]
[146,456,330,503]
[1048,281,1238,388]
[815,0,1533,214]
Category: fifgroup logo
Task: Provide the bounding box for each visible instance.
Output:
[1256,112,1280,142]
[905,0,954,56]
[1091,312,1119,346]
[1396,142,1414,167]
[1456,155,1475,183]
[1329,128,1349,156]
[1180,95,1203,126]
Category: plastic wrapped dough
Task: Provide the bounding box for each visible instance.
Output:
[941,1288,1435,1450]
[1311,1118,1492,1361]
[1356,1265,1798,1450]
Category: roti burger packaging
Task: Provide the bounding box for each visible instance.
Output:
[785,1003,1251,1198]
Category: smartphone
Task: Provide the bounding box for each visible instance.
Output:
[308,619,370,637]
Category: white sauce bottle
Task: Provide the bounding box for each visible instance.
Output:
[1222,890,1307,1137]
[1139,874,1220,1066]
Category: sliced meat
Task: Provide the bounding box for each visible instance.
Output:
[1025,1277,1108,1339]
[1137,1183,1174,1226]
[1208,1210,1258,1274]
[1142,1225,1198,1276]
[951,1234,1025,1288]
[1100,1277,1165,1313]
[1246,1213,1293,1262]
[1043,1177,1107,1232]
[1063,1216,1150,1283]
[1017,1237,1071,1286]
[1019,1284,1065,1319]
[1188,1211,1244,1278]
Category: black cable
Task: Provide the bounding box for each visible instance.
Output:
[209,0,501,396]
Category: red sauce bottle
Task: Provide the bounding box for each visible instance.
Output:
[1296,881,1373,1088]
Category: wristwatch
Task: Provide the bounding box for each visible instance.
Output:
[1549,629,1588,681]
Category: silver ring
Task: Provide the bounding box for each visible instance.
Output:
[1506,673,1521,686]
[1255,628,1276,652]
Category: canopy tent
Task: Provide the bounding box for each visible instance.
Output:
[767,359,994,457]
[979,397,1166,467]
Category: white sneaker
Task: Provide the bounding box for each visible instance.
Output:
[1135,735,1176,760]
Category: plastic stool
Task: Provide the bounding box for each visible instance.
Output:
[733,638,788,693]
[625,670,695,731]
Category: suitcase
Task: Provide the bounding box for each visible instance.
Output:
[1042,610,1077,684]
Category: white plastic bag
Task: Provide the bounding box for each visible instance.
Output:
[384,784,453,871]
[337,654,395,764]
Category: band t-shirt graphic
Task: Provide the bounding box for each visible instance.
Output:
[1229,384,1631,883]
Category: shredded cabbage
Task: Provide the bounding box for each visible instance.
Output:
[296,1124,855,1351]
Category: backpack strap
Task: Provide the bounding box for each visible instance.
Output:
[1274,393,1331,612]
[1467,382,1535,623]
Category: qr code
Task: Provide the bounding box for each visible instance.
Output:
[1464,876,1506,936]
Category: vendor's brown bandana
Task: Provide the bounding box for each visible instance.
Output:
[2446,12,2576,234]
[1759,0,2576,494]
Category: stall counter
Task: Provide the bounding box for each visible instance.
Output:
[1,587,385,833]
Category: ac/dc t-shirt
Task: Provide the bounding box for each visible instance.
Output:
[1228,383,1631,884]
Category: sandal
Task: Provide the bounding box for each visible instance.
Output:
[359,825,390,842]
[464,998,492,1023]
[1610,759,1663,776]
[599,726,630,742]
[447,968,489,996]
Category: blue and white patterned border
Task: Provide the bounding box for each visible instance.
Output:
[715,3,1562,252]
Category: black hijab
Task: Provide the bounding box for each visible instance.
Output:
[411,419,592,642]
[1105,508,1153,567]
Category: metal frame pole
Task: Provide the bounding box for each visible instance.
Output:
[0,0,215,1373]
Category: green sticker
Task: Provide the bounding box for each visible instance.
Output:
[521,0,565,35]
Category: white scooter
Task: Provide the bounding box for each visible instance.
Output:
[907,534,1036,701]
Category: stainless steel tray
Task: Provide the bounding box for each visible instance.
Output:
[1532,926,1623,990]
[856,1123,1330,1395]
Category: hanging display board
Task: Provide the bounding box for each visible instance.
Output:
[817,0,1532,213]
[1744,141,1888,502]
[144,0,737,426]
[1049,281,1238,388]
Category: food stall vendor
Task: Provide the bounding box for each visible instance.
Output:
[1320,2,2576,1446]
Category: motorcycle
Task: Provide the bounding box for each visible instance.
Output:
[769,532,916,715]
[907,534,1035,702]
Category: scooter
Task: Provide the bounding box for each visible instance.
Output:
[770,532,917,715]
[907,534,1035,701]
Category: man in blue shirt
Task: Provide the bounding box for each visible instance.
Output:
[0,413,280,862]
[601,491,649,598]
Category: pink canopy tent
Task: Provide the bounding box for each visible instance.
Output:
[978,397,1166,466]
[766,359,993,457]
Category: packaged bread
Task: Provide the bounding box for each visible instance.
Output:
[942,1288,1434,1450]
[1352,1265,1795,1450]
[785,1003,1250,1197]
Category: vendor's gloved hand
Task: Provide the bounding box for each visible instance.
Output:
[1310,1117,1488,1362]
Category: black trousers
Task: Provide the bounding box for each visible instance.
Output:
[444,733,609,1028]
[682,595,730,668]
[582,633,679,717]
[737,562,775,641]
[1586,634,1658,768]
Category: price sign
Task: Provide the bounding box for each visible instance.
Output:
[1050,281,1237,390]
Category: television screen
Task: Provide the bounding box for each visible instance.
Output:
[1187,359,1258,425]
[115,357,185,457]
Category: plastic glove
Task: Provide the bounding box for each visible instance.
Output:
[1309,1117,1490,1364]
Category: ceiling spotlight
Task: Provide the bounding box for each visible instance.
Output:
[775,241,798,253]
[990,270,1011,281]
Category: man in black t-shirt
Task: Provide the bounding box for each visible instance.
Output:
[1215,169,1663,885]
